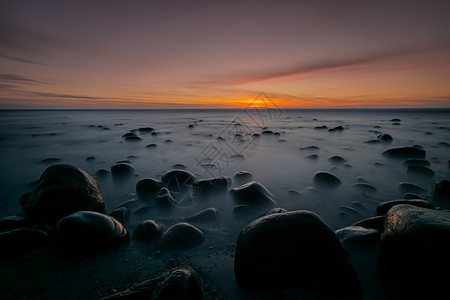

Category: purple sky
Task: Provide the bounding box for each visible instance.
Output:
[1,0,449,108]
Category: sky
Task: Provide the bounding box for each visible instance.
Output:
[1,0,450,109]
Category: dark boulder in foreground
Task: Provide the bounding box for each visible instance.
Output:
[132,220,165,242]
[0,228,49,260]
[185,207,218,223]
[56,211,129,250]
[313,171,342,190]
[432,180,450,209]
[234,210,361,297]
[20,164,105,223]
[101,266,203,300]
[136,178,163,201]
[380,205,450,290]
[161,169,197,194]
[229,181,277,209]
[192,177,230,200]
[382,147,426,159]
[111,163,135,178]
[376,199,434,216]
[156,222,205,251]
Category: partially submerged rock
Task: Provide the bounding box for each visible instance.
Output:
[155,188,178,209]
[161,169,197,194]
[101,266,203,300]
[20,164,105,223]
[156,223,205,251]
[56,211,129,250]
[111,163,135,178]
[132,220,165,242]
[185,208,218,223]
[398,182,427,194]
[229,181,277,209]
[233,171,253,185]
[109,207,130,225]
[382,147,426,159]
[407,165,435,177]
[313,171,342,190]
[234,210,361,297]
[192,177,230,200]
[136,178,163,201]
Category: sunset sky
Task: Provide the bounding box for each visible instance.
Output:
[1,0,449,108]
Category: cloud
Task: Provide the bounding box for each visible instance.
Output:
[206,44,450,86]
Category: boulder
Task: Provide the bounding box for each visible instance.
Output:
[20,164,105,223]
[155,188,178,209]
[132,220,165,242]
[192,177,231,200]
[376,199,434,216]
[156,223,205,251]
[380,205,450,290]
[101,267,203,300]
[377,134,393,143]
[313,171,342,190]
[229,181,277,209]
[136,178,163,201]
[161,169,197,194]
[382,147,426,159]
[109,207,130,225]
[328,155,346,164]
[111,163,135,178]
[335,226,379,247]
[234,210,361,297]
[56,211,129,250]
[402,159,430,167]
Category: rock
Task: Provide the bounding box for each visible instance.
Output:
[229,181,277,209]
[382,147,426,159]
[377,134,393,143]
[402,159,430,166]
[233,171,253,185]
[328,126,344,132]
[300,145,319,151]
[234,210,361,297]
[407,165,435,177]
[122,132,137,138]
[20,164,105,223]
[56,211,129,250]
[85,156,96,162]
[261,130,274,134]
[155,188,178,209]
[313,171,341,190]
[172,163,187,169]
[185,208,218,223]
[132,220,165,242]
[335,226,379,246]
[138,127,155,133]
[95,169,110,178]
[390,118,401,122]
[380,205,450,290]
[398,182,427,194]
[161,169,197,194]
[305,154,319,160]
[156,223,205,251]
[145,143,157,148]
[111,163,135,178]
[364,139,381,144]
[314,125,328,130]
[192,177,231,200]
[352,216,385,231]
[233,205,250,218]
[101,266,203,300]
[263,207,288,216]
[109,207,130,225]
[351,183,377,193]
[124,136,142,142]
[39,158,61,164]
[403,192,426,200]
[432,180,450,209]
[376,199,434,216]
[0,228,49,260]
[356,176,367,183]
[136,178,163,201]
[0,215,30,233]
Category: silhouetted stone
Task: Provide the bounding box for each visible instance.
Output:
[376,199,434,216]
[56,211,129,250]
[156,223,205,251]
[192,177,230,200]
[313,171,341,190]
[39,158,61,164]
[124,136,142,142]
[101,267,203,300]
[377,134,393,143]
[136,178,163,201]
[230,181,277,209]
[300,145,320,151]
[145,143,157,148]
[382,147,426,159]
[132,220,165,242]
[402,159,430,166]
[109,207,130,225]
[161,169,197,194]
[111,163,135,178]
[328,126,344,132]
[20,164,105,223]
[95,169,110,178]
[234,210,361,297]
[138,127,154,133]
